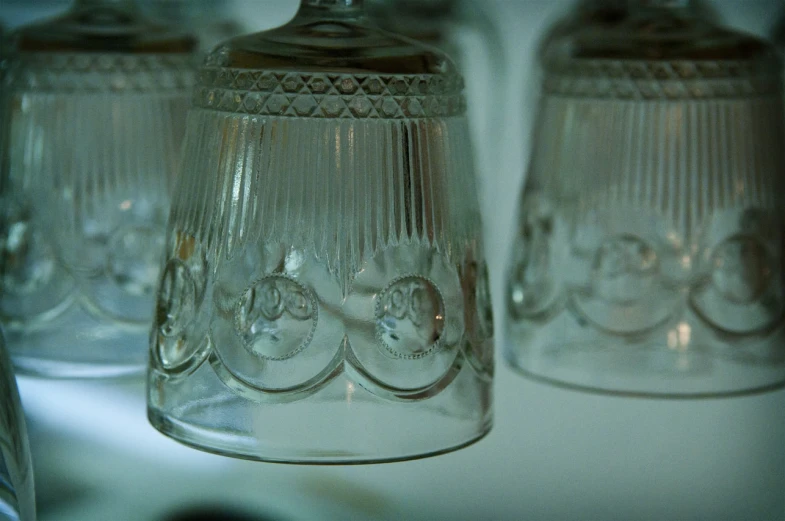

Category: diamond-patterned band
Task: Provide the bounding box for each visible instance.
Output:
[7,53,196,93]
[192,68,467,119]
[544,59,782,100]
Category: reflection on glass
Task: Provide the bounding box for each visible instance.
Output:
[505,0,785,398]
[0,330,35,521]
[0,0,197,378]
[147,0,493,464]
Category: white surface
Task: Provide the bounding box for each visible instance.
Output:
[4,1,785,520]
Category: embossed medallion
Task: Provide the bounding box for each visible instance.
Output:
[691,233,784,335]
[1,217,56,297]
[508,198,560,319]
[592,235,658,305]
[156,259,201,370]
[234,276,317,360]
[107,226,166,297]
[375,275,445,359]
[710,236,771,304]
[0,198,74,320]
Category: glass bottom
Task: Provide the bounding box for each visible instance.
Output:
[148,360,492,464]
[505,312,785,398]
[148,408,491,465]
[4,303,148,379]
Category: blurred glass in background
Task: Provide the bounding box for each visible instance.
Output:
[0,1,783,520]
[506,0,785,397]
[0,0,196,378]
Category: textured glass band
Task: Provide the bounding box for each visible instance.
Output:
[7,53,196,93]
[544,59,781,100]
[193,69,466,118]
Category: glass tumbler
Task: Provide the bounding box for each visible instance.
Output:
[0,0,197,378]
[505,0,785,397]
[148,0,493,463]
[0,330,35,521]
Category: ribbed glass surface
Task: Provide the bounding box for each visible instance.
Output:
[0,1,196,378]
[505,2,785,397]
[148,1,493,464]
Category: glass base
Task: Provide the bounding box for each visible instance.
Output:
[505,352,785,399]
[4,304,148,379]
[505,311,785,398]
[148,408,491,465]
[11,357,145,380]
[148,360,492,464]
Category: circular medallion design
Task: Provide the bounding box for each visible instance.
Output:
[0,199,74,320]
[710,235,770,304]
[107,226,166,297]
[572,234,674,335]
[592,235,658,305]
[375,275,445,359]
[690,233,783,335]
[234,276,317,360]
[1,219,56,296]
[508,200,560,318]
[156,259,201,369]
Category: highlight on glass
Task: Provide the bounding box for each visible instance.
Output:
[147,0,494,464]
[505,0,785,398]
[0,0,197,378]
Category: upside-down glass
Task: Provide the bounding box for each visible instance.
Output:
[0,0,196,377]
[147,0,493,463]
[0,330,35,521]
[505,0,785,397]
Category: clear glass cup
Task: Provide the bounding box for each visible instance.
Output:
[505,0,785,398]
[0,330,35,521]
[0,0,197,378]
[147,0,493,464]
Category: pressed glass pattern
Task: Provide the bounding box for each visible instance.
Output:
[148,0,493,464]
[0,331,35,521]
[0,0,197,378]
[505,1,785,397]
